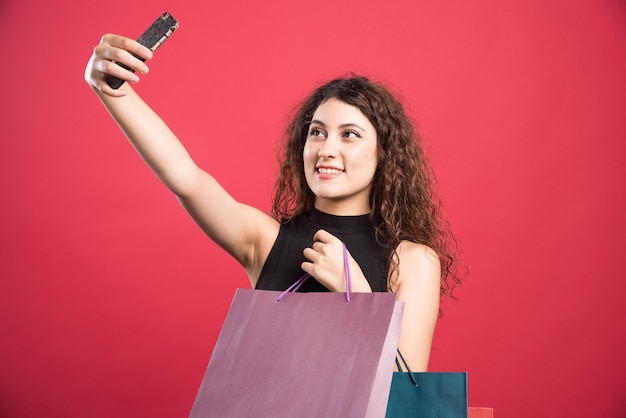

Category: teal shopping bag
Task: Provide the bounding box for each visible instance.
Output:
[386,351,468,418]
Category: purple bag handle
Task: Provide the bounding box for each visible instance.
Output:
[277,242,352,303]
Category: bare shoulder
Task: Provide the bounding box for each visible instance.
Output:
[391,241,441,293]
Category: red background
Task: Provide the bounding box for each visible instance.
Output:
[1,0,625,417]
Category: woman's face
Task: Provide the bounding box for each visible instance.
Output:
[303,98,378,215]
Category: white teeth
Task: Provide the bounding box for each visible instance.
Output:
[318,167,343,174]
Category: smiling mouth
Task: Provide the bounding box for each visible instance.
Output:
[317,167,343,174]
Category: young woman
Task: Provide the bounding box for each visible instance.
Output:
[85,34,460,372]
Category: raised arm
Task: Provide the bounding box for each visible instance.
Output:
[84,34,279,282]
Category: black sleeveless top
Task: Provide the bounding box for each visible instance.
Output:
[255,208,390,292]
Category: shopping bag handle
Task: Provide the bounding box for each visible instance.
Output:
[395,349,419,387]
[276,242,352,303]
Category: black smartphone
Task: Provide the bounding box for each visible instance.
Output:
[106,12,179,89]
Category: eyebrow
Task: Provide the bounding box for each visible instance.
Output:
[310,119,367,132]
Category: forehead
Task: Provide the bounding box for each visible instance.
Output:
[311,98,373,128]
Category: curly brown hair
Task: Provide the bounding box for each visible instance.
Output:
[272,75,461,299]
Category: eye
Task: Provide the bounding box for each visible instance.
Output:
[344,130,361,139]
[309,127,326,137]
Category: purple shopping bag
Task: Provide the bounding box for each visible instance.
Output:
[189,245,403,418]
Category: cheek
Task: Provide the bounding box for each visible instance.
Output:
[302,143,317,167]
[302,146,316,188]
[355,145,379,172]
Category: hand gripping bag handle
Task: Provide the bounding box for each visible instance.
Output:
[276,242,352,303]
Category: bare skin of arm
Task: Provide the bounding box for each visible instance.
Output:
[85,34,279,283]
[391,242,441,372]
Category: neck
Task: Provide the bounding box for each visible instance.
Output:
[314,199,371,216]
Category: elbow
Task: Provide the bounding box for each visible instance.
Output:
[156,164,202,198]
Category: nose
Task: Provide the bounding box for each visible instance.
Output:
[317,136,339,158]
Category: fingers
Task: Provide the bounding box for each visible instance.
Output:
[303,247,319,263]
[309,229,343,256]
[85,33,154,96]
[302,231,343,270]
[312,229,336,244]
[102,33,153,62]
[96,48,146,80]
[96,38,151,76]
[301,236,346,292]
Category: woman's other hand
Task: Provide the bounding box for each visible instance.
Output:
[302,229,372,292]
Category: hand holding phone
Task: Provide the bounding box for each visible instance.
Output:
[105,12,179,89]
